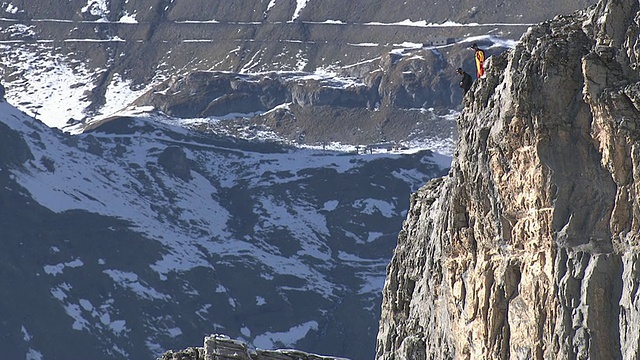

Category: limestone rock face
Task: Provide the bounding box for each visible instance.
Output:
[376,0,640,359]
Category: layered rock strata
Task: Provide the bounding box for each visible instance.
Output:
[132,56,461,145]
[377,0,640,359]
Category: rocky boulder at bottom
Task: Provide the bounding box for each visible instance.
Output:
[159,334,349,360]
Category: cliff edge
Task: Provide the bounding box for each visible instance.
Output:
[376,0,640,359]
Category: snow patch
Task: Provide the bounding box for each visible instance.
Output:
[352,199,396,218]
[363,19,534,28]
[5,3,19,14]
[44,258,84,276]
[253,321,318,349]
[241,326,251,337]
[119,12,138,23]
[26,349,43,360]
[2,44,93,128]
[51,283,72,301]
[79,298,93,311]
[166,327,183,338]
[290,0,310,21]
[104,269,171,300]
[348,42,379,47]
[459,34,519,49]
[21,326,32,342]
[65,303,90,331]
[323,200,339,211]
[367,232,384,242]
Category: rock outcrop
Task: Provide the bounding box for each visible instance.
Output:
[159,335,347,360]
[158,146,192,181]
[132,48,477,145]
[376,0,640,359]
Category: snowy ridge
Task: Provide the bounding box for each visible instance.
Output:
[0,12,519,130]
[1,100,449,359]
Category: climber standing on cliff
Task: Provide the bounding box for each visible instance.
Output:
[457,68,473,95]
[471,43,486,78]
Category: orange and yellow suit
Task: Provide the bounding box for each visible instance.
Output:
[475,48,486,78]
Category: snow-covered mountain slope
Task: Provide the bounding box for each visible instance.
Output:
[0,98,448,360]
[0,0,596,135]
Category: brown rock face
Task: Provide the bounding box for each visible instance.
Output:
[376,0,640,359]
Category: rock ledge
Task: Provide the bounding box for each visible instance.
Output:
[160,335,350,360]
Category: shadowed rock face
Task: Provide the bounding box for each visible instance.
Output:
[158,146,192,181]
[377,0,640,359]
[0,122,33,167]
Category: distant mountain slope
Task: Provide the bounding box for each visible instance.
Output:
[0,0,596,132]
[2,0,595,25]
[0,98,448,360]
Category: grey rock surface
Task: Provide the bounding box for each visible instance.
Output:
[376,0,640,358]
[131,57,464,145]
[160,334,349,360]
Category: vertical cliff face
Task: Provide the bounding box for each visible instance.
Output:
[377,0,640,359]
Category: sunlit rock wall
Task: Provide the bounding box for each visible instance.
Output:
[376,0,640,358]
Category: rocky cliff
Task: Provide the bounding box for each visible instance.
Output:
[129,50,465,145]
[159,335,347,360]
[376,0,640,359]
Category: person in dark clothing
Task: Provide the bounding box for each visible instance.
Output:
[457,67,473,95]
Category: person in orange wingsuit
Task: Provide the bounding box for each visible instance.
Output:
[471,43,486,78]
